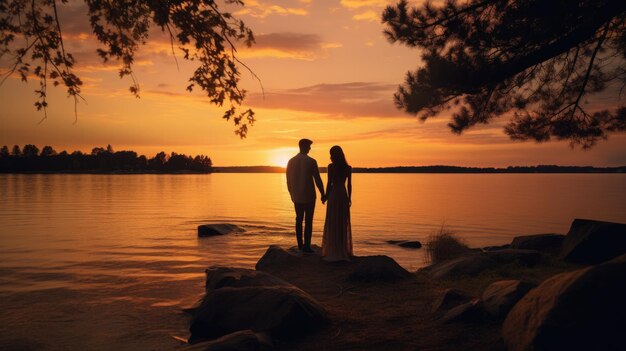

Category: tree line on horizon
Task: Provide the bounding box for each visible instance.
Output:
[0,144,212,173]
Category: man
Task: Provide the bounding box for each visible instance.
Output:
[286,138,326,253]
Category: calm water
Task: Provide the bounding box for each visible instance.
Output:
[1,173,625,350]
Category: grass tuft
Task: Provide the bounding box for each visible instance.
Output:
[425,226,470,264]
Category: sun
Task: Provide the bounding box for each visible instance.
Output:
[269,148,295,168]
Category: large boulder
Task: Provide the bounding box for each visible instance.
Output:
[348,255,411,281]
[188,330,272,351]
[255,245,302,272]
[502,254,626,351]
[205,267,292,292]
[510,234,565,252]
[560,219,626,264]
[189,286,328,343]
[426,255,497,279]
[481,280,535,319]
[431,288,474,316]
[198,223,244,237]
[482,249,542,267]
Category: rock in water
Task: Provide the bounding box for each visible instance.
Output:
[348,255,411,281]
[481,280,535,319]
[398,241,422,249]
[386,240,422,249]
[510,233,565,252]
[198,223,243,237]
[189,286,328,343]
[560,219,626,264]
[502,254,626,351]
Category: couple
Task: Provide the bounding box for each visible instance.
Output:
[286,138,353,262]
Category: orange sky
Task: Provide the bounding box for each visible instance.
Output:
[1,0,625,167]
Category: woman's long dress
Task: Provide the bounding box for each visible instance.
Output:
[321,165,353,261]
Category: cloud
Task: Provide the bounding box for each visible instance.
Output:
[340,0,389,9]
[235,0,308,18]
[352,10,380,22]
[246,82,402,117]
[240,32,341,60]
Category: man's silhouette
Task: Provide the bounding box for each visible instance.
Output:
[286,139,326,253]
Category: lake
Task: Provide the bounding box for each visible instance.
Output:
[0,173,625,350]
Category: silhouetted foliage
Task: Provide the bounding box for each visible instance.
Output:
[0,0,256,137]
[11,145,21,156]
[0,144,212,173]
[383,0,626,148]
[22,144,40,157]
[40,145,56,157]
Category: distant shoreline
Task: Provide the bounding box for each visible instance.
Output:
[2,165,624,174]
[214,165,626,173]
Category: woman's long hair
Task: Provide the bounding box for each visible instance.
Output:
[330,145,349,175]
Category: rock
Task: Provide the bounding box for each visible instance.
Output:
[190,330,272,351]
[189,286,328,343]
[482,244,511,251]
[198,223,244,237]
[439,299,485,324]
[255,245,302,272]
[510,233,565,252]
[398,241,422,249]
[386,240,422,249]
[349,255,411,281]
[205,267,292,293]
[482,249,542,267]
[560,218,626,264]
[427,255,497,279]
[431,288,474,316]
[502,254,626,351]
[481,280,535,319]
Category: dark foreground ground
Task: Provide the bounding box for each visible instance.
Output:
[237,247,577,351]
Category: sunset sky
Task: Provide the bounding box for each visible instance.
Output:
[1,0,625,167]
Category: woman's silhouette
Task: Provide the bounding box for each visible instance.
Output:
[321,145,353,261]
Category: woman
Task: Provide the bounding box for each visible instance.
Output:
[321,145,353,261]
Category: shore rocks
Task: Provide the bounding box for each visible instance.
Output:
[431,289,474,316]
[560,219,626,264]
[502,254,626,351]
[348,255,412,281]
[198,223,244,237]
[482,249,542,267]
[510,233,564,252]
[426,255,497,279]
[192,330,272,351]
[205,267,292,292]
[190,285,328,343]
[255,245,302,272]
[439,299,484,324]
[482,244,511,251]
[190,260,328,344]
[481,280,534,319]
[387,240,422,249]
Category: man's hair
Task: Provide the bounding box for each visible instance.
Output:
[298,138,313,150]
